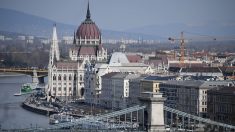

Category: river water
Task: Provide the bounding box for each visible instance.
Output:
[0,74,50,130]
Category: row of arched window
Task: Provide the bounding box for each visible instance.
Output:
[52,74,83,81]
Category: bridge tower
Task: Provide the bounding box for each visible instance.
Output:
[32,69,39,84]
[139,92,166,131]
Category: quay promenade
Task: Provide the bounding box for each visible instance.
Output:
[22,93,110,117]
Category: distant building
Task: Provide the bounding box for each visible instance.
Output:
[207,86,235,125]
[108,52,153,74]
[220,66,235,80]
[214,54,228,64]
[17,35,26,41]
[62,36,73,44]
[168,60,205,69]
[0,35,5,41]
[126,54,142,63]
[160,80,234,117]
[26,36,34,44]
[144,53,168,73]
[100,72,141,109]
[40,39,50,44]
[84,52,153,105]
[4,37,12,41]
[179,67,223,78]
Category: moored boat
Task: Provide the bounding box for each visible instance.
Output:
[14,83,37,96]
[14,93,21,96]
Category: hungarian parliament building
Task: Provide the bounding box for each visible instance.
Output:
[46,3,153,104]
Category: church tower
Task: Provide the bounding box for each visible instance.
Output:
[47,24,60,100]
[49,24,60,68]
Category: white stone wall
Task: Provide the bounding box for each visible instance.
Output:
[49,67,85,100]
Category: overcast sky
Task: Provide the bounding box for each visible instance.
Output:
[1,0,235,31]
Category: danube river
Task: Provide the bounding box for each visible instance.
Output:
[0,74,50,130]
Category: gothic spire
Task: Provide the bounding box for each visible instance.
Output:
[86,1,91,20]
[52,23,58,41]
[51,23,60,61]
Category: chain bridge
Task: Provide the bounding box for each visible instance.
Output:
[0,68,47,83]
[19,92,235,131]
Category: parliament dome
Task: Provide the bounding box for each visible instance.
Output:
[76,3,100,39]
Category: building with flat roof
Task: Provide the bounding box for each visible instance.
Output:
[84,52,153,105]
[179,67,223,77]
[100,72,141,109]
[160,80,234,117]
[207,86,235,125]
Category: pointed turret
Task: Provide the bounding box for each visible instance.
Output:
[52,24,58,41]
[52,24,60,61]
[86,1,91,20]
[49,23,60,68]
[48,24,60,101]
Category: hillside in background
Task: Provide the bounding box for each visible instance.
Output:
[0,8,162,40]
[125,22,235,41]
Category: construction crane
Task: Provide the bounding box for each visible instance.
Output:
[168,31,186,67]
[168,31,217,67]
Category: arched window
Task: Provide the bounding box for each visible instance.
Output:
[81,87,84,97]
[63,74,66,80]
[58,74,61,80]
[69,75,72,80]
[74,74,77,80]
[53,74,56,80]
[80,75,83,81]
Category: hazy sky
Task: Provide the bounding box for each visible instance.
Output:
[1,0,235,31]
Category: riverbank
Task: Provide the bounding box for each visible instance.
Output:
[0,74,49,129]
[22,101,57,116]
[22,93,110,118]
[21,93,85,117]
[22,94,58,116]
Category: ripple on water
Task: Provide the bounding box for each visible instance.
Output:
[0,74,50,130]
